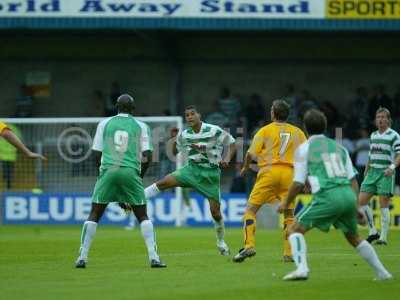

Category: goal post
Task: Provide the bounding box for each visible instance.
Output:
[1,116,185,226]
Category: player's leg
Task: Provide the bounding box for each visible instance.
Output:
[376,195,391,245]
[145,164,196,199]
[279,166,296,262]
[284,191,342,280]
[145,175,180,198]
[282,208,295,262]
[337,186,392,280]
[232,203,261,262]
[282,222,310,280]
[76,203,107,268]
[233,171,274,262]
[131,205,166,268]
[208,199,230,256]
[359,192,379,242]
[344,233,392,280]
[359,169,380,242]
[119,168,166,268]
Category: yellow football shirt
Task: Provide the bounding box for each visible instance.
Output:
[249,122,306,168]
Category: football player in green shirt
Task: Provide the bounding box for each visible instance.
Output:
[75,94,166,269]
[278,109,392,281]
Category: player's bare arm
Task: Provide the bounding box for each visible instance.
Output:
[220,141,236,169]
[1,128,46,160]
[384,154,400,177]
[240,151,253,176]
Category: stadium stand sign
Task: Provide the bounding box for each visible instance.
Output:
[1,1,399,29]
[0,0,323,18]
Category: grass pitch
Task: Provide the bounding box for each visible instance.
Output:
[0,226,398,300]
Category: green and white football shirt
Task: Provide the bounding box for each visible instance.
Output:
[368,128,400,169]
[176,122,235,169]
[294,135,357,194]
[92,114,152,172]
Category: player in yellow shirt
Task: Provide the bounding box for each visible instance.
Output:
[233,100,306,263]
[0,121,46,160]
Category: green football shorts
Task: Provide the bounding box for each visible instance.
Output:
[360,167,394,196]
[171,163,221,202]
[92,167,146,206]
[296,186,358,235]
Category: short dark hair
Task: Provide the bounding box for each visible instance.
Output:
[272,99,290,121]
[185,105,198,112]
[116,94,135,113]
[376,107,391,119]
[303,109,327,135]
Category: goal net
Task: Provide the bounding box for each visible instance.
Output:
[1,117,185,225]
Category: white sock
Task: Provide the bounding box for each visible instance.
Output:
[362,205,377,235]
[289,233,309,273]
[78,221,97,261]
[380,208,390,241]
[140,220,159,261]
[356,240,390,277]
[214,219,225,243]
[145,183,161,199]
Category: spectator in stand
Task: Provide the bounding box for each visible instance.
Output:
[348,86,370,132]
[245,93,266,134]
[105,81,122,116]
[392,86,400,132]
[217,87,241,136]
[368,84,392,124]
[354,128,370,185]
[298,90,318,117]
[320,101,340,137]
[282,84,300,125]
[205,102,229,129]
[16,84,33,117]
[91,90,105,116]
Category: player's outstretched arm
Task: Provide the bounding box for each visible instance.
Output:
[240,151,252,176]
[1,128,46,160]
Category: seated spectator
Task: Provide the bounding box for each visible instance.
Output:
[282,84,300,125]
[217,87,242,135]
[91,90,105,116]
[205,102,229,129]
[16,84,33,117]
[392,86,400,132]
[348,86,369,132]
[245,93,266,134]
[368,84,392,125]
[106,81,121,116]
[320,101,340,137]
[298,89,318,117]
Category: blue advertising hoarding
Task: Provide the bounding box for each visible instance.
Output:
[1,192,247,226]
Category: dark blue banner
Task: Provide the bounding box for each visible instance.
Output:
[1,192,247,226]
